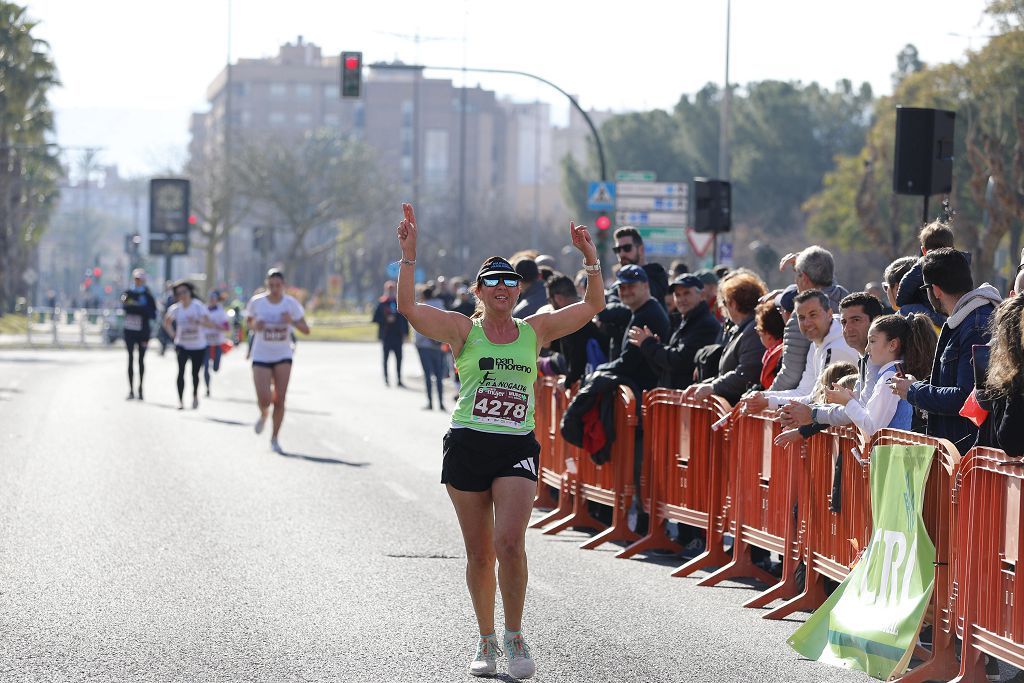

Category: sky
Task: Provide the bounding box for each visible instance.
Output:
[25,0,995,176]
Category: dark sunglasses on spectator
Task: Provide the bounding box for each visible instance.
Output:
[481,277,520,288]
[612,244,634,254]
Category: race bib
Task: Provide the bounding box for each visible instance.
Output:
[124,314,143,332]
[262,325,289,342]
[471,386,528,427]
[180,323,199,341]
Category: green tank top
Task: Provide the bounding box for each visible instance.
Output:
[451,318,537,434]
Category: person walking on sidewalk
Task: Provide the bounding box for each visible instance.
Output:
[245,269,310,454]
[395,202,604,679]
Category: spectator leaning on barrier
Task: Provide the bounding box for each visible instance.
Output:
[741,289,860,414]
[539,274,609,389]
[890,248,1002,453]
[754,300,785,390]
[777,292,884,434]
[771,246,850,392]
[980,296,1024,456]
[626,273,723,390]
[597,264,671,393]
[684,272,767,405]
[511,258,548,318]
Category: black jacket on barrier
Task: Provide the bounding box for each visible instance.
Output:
[560,370,637,465]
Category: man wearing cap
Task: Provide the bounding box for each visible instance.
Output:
[627,274,722,390]
[597,264,670,392]
[120,268,158,399]
[512,258,548,318]
[694,269,721,322]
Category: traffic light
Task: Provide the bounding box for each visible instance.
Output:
[341,51,363,98]
[595,213,611,232]
[92,267,102,278]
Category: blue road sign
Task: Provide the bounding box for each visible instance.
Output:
[586,181,616,211]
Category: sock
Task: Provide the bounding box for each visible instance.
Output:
[504,628,522,640]
[480,632,496,640]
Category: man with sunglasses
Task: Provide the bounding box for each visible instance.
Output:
[611,226,668,307]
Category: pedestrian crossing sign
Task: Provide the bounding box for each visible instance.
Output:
[586,181,616,211]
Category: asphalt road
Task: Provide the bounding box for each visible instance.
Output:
[0,342,869,683]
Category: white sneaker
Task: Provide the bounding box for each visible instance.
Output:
[504,632,536,679]
[270,438,284,454]
[469,635,501,677]
[254,415,266,435]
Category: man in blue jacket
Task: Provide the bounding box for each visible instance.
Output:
[890,248,1001,453]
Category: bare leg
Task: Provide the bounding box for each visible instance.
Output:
[252,366,273,420]
[270,362,292,439]
[447,485,497,636]
[491,476,536,632]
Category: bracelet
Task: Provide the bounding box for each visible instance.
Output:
[400,257,416,266]
[583,259,601,273]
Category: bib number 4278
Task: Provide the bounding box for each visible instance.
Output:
[473,398,527,420]
[471,386,528,426]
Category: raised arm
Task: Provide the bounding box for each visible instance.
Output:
[528,222,604,346]
[395,203,470,351]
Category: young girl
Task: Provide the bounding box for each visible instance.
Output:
[825,313,936,437]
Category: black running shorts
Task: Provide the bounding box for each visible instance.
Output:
[441,427,541,492]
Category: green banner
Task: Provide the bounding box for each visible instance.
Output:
[788,444,936,680]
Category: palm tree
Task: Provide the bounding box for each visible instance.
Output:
[0,2,61,313]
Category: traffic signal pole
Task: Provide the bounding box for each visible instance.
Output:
[372,63,607,182]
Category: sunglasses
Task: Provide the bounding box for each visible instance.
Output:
[612,244,634,254]
[481,277,520,288]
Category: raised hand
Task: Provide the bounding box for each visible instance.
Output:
[397,202,418,258]
[569,221,597,262]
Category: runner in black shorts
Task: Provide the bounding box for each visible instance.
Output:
[120,268,157,400]
[395,202,605,679]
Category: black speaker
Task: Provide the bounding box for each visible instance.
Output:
[893,107,956,196]
[692,178,731,233]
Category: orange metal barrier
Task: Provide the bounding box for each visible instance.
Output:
[761,425,868,620]
[696,409,802,594]
[540,384,640,550]
[860,429,961,683]
[616,390,734,580]
[948,446,1023,682]
[532,377,560,511]
[530,379,582,530]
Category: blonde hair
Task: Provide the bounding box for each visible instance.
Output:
[812,361,859,403]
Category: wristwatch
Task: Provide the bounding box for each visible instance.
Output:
[584,260,601,274]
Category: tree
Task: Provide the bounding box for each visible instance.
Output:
[0,2,60,312]
[234,130,392,291]
[187,147,245,290]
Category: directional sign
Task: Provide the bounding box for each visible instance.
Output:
[616,211,689,228]
[586,181,616,211]
[616,196,688,211]
[687,228,715,257]
[638,228,688,257]
[615,170,657,182]
[616,182,688,198]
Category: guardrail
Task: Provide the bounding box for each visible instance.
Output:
[25,306,123,346]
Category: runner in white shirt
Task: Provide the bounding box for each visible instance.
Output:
[245,269,310,453]
[203,290,231,397]
[162,281,216,410]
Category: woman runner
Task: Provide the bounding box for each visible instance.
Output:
[162,280,211,410]
[245,269,310,454]
[203,290,231,397]
[395,203,603,679]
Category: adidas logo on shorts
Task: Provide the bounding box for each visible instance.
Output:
[512,458,537,476]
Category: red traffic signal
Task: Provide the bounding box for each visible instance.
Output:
[595,214,611,231]
[92,267,102,278]
[83,277,93,288]
[340,51,363,98]
[188,215,197,225]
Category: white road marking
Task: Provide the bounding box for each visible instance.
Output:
[384,481,418,501]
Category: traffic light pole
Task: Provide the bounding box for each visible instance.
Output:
[370,63,607,183]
